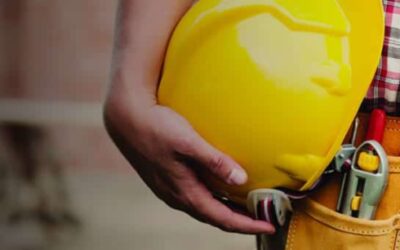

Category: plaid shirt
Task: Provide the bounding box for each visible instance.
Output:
[362,0,400,115]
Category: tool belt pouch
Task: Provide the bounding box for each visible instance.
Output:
[281,156,400,250]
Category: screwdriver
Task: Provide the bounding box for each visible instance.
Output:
[366,109,386,142]
[358,109,386,173]
[350,109,387,217]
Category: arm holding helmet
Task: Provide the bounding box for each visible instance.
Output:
[103,0,275,234]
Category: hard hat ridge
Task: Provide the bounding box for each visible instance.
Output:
[211,0,350,35]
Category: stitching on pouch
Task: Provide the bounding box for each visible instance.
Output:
[287,212,298,250]
[329,226,389,235]
[286,213,294,250]
[394,231,398,250]
[285,215,291,250]
[305,212,392,235]
[320,223,391,235]
[395,231,400,250]
[389,231,395,250]
[390,230,400,250]
[389,165,400,170]
[385,119,400,131]
[385,128,400,132]
[387,119,400,124]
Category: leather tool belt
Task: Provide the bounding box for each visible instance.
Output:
[278,113,400,250]
[311,112,400,219]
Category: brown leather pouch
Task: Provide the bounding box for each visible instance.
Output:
[281,114,400,250]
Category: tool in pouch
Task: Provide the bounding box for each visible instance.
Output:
[247,110,388,229]
[337,109,389,219]
[247,189,293,227]
[246,118,364,228]
[246,112,387,250]
[246,116,365,227]
[247,189,292,250]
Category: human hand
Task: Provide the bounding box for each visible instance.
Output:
[103,96,275,234]
[106,0,274,234]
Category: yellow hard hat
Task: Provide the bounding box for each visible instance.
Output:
[158,0,384,203]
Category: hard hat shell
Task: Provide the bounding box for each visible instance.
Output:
[158,0,384,203]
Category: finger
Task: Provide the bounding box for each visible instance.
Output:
[193,197,276,234]
[194,192,275,234]
[175,133,247,185]
[213,194,250,216]
[167,169,274,234]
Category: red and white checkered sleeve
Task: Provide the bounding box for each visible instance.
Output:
[362,0,400,115]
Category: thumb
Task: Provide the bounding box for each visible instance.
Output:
[176,133,247,185]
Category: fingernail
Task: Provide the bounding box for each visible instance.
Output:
[228,168,247,185]
[267,226,276,235]
[260,223,276,234]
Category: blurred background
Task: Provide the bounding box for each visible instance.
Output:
[0,1,254,250]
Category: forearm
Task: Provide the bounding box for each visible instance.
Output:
[104,0,274,234]
[108,0,194,110]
